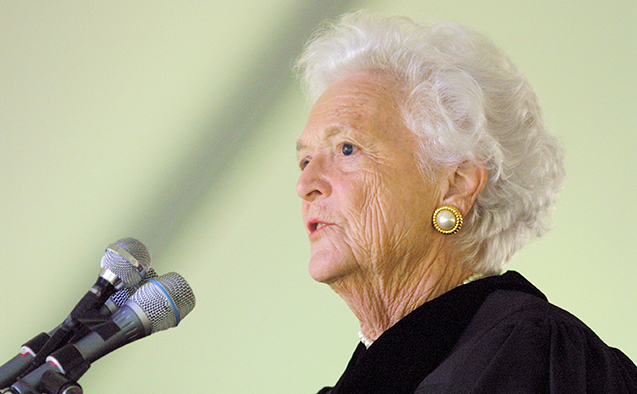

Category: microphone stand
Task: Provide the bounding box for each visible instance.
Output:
[1,316,109,394]
[0,332,53,388]
[2,370,83,394]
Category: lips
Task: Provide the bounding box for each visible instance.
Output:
[306,218,333,237]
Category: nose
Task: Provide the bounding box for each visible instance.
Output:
[296,156,331,202]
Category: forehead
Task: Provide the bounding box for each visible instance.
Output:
[297,72,405,151]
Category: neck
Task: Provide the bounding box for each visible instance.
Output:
[329,250,476,343]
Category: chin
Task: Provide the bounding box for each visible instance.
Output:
[308,260,338,284]
[308,252,353,284]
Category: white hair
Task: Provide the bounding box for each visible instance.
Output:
[296,10,565,274]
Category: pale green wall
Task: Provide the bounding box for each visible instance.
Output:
[1,1,635,392]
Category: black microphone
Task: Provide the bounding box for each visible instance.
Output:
[24,238,152,375]
[7,272,195,394]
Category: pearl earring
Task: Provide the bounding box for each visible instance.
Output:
[432,205,463,234]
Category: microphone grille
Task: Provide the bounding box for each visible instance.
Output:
[106,267,159,309]
[129,272,196,333]
[101,237,152,287]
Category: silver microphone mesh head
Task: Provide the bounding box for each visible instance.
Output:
[105,267,159,311]
[101,237,152,287]
[128,272,196,334]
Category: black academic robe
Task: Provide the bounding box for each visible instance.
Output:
[318,271,637,394]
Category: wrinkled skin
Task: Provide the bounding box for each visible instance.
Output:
[296,72,435,284]
[296,71,485,340]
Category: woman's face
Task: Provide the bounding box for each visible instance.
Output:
[296,72,443,284]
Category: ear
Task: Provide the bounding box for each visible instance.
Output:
[441,159,488,216]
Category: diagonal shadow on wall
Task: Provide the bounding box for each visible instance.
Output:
[126,1,359,258]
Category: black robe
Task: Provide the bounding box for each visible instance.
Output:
[318,271,637,393]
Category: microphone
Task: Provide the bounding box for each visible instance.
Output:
[7,272,195,394]
[100,267,158,315]
[0,238,153,389]
[72,272,195,365]
[23,238,152,376]
[97,237,152,292]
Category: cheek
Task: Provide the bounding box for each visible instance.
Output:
[348,174,433,253]
[340,175,396,251]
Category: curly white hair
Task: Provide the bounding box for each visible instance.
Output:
[296,10,566,274]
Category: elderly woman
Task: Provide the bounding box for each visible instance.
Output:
[295,11,637,394]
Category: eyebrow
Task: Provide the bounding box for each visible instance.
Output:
[296,126,347,153]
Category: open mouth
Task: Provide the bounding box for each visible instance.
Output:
[308,220,330,235]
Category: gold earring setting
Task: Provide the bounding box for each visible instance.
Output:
[433,205,463,234]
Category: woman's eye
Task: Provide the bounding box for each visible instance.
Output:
[300,158,309,170]
[341,143,354,156]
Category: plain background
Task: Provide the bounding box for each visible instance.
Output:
[1,1,635,392]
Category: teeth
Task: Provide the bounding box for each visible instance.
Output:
[315,223,325,230]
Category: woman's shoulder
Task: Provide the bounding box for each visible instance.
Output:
[420,285,637,393]
[465,271,601,340]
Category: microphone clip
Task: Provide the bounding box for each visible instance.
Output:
[2,369,82,394]
[40,370,83,394]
